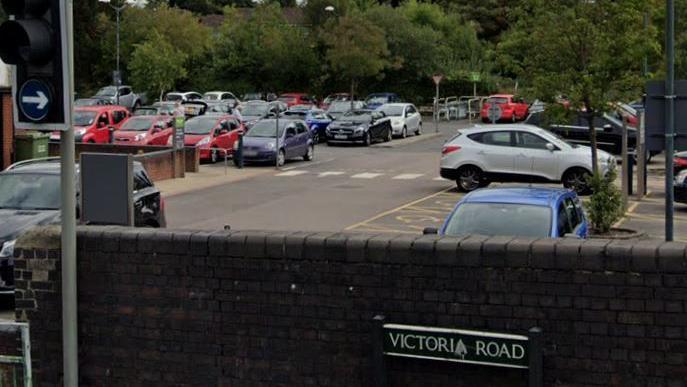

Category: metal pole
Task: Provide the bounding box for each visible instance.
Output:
[528,327,543,387]
[621,117,629,210]
[434,83,439,133]
[371,315,388,387]
[115,6,120,106]
[62,0,78,384]
[637,109,647,198]
[665,0,675,241]
[275,115,280,169]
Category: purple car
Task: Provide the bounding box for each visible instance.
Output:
[235,119,314,166]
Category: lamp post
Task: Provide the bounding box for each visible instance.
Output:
[99,0,134,105]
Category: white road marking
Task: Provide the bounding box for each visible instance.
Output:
[351,173,383,179]
[318,171,346,177]
[275,170,308,177]
[433,177,448,181]
[393,173,424,180]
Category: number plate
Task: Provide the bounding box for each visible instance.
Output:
[243,150,258,157]
[334,135,347,140]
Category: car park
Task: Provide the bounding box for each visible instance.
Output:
[429,187,588,238]
[74,97,112,107]
[50,105,131,143]
[480,94,529,123]
[439,124,616,194]
[203,91,241,107]
[180,114,243,163]
[327,100,365,120]
[243,92,277,102]
[377,103,422,138]
[94,85,143,110]
[206,101,235,114]
[236,119,314,167]
[364,92,401,110]
[326,110,392,146]
[113,115,173,146]
[278,93,316,108]
[321,93,350,110]
[0,158,166,292]
[165,91,203,102]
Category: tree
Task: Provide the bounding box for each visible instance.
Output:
[129,33,188,101]
[498,0,656,174]
[322,14,389,105]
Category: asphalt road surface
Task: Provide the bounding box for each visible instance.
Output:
[166,120,469,232]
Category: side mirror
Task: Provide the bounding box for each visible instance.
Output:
[546,143,555,152]
[603,124,613,132]
[423,227,438,235]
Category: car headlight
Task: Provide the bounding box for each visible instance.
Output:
[134,133,147,142]
[76,128,87,136]
[197,137,211,146]
[266,142,276,150]
[0,240,16,259]
[355,126,365,133]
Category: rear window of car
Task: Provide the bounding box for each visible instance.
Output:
[469,131,512,146]
[444,203,551,238]
[488,97,510,104]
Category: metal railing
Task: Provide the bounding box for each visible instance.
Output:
[432,96,488,122]
[0,322,32,387]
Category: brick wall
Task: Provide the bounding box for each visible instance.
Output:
[11,227,687,386]
[1,88,13,169]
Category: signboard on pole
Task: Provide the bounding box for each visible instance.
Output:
[645,80,687,151]
[432,74,443,85]
[383,324,530,369]
[470,72,481,82]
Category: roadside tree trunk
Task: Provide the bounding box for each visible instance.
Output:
[584,99,599,175]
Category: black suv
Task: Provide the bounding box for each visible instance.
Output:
[0,158,166,293]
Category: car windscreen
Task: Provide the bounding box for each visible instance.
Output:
[184,117,217,134]
[166,94,182,101]
[379,105,404,116]
[73,111,97,126]
[342,112,371,123]
[95,87,117,97]
[444,203,551,238]
[328,102,350,113]
[246,121,286,138]
[204,94,220,100]
[133,108,158,116]
[242,104,269,116]
[121,117,154,131]
[488,97,509,104]
[0,174,61,210]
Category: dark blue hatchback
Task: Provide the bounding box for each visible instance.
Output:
[439,187,588,238]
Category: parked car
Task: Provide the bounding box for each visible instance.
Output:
[321,93,350,110]
[206,101,235,114]
[182,100,209,118]
[327,100,365,120]
[480,94,529,123]
[165,91,203,102]
[243,92,277,102]
[364,92,401,110]
[74,97,112,107]
[439,124,616,194]
[94,85,142,110]
[674,151,687,174]
[151,101,179,115]
[326,109,392,146]
[236,119,314,166]
[241,101,282,128]
[377,103,422,138]
[203,91,240,107]
[0,158,166,292]
[113,115,173,146]
[180,114,243,163]
[675,169,687,204]
[281,107,333,143]
[278,93,316,108]
[611,102,638,128]
[50,105,131,143]
[426,187,588,239]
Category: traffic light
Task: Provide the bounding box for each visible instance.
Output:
[0,0,68,128]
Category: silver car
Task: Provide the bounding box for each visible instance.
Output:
[94,85,142,110]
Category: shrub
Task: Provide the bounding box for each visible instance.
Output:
[585,168,623,234]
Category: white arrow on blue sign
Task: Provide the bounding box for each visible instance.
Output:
[18,79,52,122]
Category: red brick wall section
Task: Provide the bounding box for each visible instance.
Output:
[12,227,687,386]
[1,88,13,169]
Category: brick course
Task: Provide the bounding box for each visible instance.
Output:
[10,226,687,386]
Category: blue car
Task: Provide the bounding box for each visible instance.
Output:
[435,187,588,238]
[282,107,333,143]
[364,92,401,110]
[237,119,314,167]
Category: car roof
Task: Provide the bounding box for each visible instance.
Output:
[75,105,125,112]
[4,158,145,174]
[490,94,514,98]
[458,124,543,134]
[380,103,411,107]
[462,187,571,208]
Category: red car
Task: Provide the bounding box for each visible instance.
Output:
[179,114,243,163]
[113,115,173,146]
[480,94,529,123]
[50,105,130,143]
[278,93,315,108]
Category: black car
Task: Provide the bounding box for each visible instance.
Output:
[325,110,392,146]
[0,159,166,292]
[526,111,635,155]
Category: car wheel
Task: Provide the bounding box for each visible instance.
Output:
[303,144,314,161]
[401,126,407,139]
[363,132,371,147]
[456,166,483,192]
[563,168,592,195]
[385,126,392,142]
[277,149,286,166]
[415,123,422,136]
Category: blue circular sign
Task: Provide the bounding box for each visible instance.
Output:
[18,79,52,122]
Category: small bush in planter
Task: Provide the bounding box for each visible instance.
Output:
[585,168,623,234]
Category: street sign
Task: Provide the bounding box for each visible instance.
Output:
[112,70,122,87]
[18,79,52,122]
[383,324,529,369]
[645,80,687,151]
[173,116,185,150]
[470,72,481,82]
[487,104,502,123]
[432,74,443,85]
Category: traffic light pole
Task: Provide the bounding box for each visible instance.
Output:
[665,0,675,241]
[61,0,79,384]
